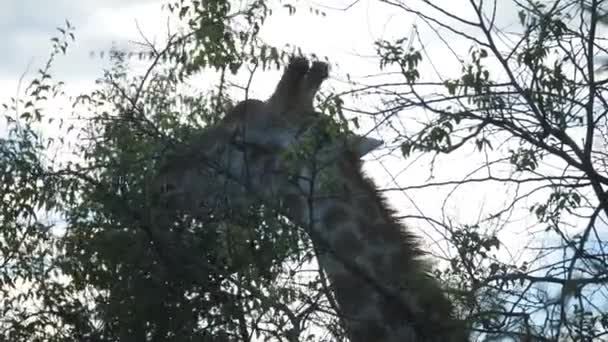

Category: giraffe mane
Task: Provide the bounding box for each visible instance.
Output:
[338,149,463,333]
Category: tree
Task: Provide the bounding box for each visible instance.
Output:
[370,0,608,340]
[1,0,353,340]
[3,0,608,341]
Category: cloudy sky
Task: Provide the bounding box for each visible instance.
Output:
[0,0,547,256]
[0,0,526,230]
[0,1,166,99]
[0,0,521,95]
[0,0,521,107]
[0,0,372,90]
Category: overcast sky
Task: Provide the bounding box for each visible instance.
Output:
[0,0,522,103]
[0,0,553,260]
[0,0,525,230]
[0,1,167,100]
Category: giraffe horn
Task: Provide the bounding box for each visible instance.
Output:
[267,57,310,113]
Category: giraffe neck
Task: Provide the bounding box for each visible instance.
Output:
[292,159,466,342]
[159,126,466,341]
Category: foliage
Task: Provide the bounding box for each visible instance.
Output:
[373,0,608,340]
[4,0,608,341]
[0,1,336,341]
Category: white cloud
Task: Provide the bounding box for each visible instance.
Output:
[0,1,165,98]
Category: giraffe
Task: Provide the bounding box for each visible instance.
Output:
[157,57,469,342]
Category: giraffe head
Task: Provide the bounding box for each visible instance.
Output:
[155,59,468,341]
[156,57,382,220]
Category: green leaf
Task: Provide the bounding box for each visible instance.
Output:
[518,10,527,25]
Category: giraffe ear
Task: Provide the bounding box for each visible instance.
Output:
[350,136,383,157]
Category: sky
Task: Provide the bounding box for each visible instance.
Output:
[0,0,167,95]
[0,0,536,253]
[0,0,520,100]
[0,0,589,281]
[0,0,388,96]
